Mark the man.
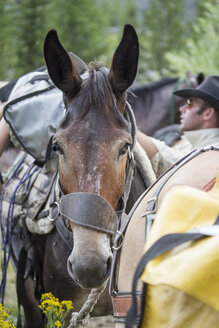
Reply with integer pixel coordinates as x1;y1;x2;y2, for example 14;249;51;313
137;75;219;177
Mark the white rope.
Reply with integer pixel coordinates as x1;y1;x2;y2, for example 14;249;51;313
133;141;156;186
67;278;109;328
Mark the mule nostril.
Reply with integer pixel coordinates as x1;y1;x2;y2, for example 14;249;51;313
67;259;78;282
106;255;113;278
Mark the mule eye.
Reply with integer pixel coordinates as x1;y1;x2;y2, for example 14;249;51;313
52;143;63;155
119;143;130;157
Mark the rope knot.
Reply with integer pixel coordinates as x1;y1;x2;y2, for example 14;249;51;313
68;312;90;327
67;279;109;328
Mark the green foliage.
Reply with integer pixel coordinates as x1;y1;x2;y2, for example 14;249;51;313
0;0;114;80
0;0;48;80
0;0;14;80
95;0;139;67
2;0;217;84
137;0;189;82
0;0;141;81
165;0;219;78
45;0;110;64
10;0;47;77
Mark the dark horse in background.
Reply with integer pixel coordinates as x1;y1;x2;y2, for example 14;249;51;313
128;72;204;140
0;25;150;327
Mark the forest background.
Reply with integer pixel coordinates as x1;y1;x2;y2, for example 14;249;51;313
0;0;219;84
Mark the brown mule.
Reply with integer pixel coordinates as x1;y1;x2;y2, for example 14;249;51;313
1;24;150;327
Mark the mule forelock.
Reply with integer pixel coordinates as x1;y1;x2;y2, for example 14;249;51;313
74;63;125;118
60;63;129;131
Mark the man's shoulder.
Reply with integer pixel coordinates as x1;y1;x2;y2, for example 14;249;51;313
172;134;192;154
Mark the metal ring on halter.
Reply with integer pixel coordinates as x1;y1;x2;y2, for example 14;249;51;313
48;201;60;222
112;231;124;251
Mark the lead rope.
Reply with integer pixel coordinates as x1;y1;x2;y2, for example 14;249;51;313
67;278;109;327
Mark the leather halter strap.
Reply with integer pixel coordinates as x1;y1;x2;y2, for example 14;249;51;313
59;192;118;236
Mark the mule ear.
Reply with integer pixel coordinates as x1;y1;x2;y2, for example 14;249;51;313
197;72;205;85
109;24;139;95
69;52;87;75
44;30;82;100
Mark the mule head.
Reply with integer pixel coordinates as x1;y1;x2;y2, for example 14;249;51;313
44;25;139;288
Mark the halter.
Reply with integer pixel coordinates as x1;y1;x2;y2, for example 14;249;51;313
60;192;118;236
49;102;137;244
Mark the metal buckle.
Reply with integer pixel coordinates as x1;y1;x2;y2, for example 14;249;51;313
112;231;124;251
141;196;157;217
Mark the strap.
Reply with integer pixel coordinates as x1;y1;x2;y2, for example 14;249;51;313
48;172;74;249
112;292;141;320
28;73;51;84
59;192;118;236
54;218;74;250
125;215;219;328
16;247;27;328
110;213;130;295
121;102;137;212
143;146;219;238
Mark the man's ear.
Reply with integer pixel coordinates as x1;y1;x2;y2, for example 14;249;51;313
203;107;215;120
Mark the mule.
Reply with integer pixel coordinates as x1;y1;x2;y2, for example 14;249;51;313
128;73;204;137
0;24;152;328
110;145;219;327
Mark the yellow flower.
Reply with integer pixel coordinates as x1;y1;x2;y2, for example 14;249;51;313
0;304;16;328
55;320;62;327
39;293;74;328
61;300;73;312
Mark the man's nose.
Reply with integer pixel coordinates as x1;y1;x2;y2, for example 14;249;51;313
179;104;187;113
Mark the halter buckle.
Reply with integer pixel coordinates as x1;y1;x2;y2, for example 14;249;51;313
112;230;124;251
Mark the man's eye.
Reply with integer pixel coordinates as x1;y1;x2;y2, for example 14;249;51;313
187;99;193;109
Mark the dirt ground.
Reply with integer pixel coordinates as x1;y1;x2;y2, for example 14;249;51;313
86;315;115;327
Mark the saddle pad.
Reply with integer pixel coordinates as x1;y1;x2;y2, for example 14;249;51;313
141;170;219;327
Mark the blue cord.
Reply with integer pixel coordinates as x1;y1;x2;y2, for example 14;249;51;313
0;156;38;304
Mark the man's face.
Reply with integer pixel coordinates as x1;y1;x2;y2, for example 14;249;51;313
179;97;208;131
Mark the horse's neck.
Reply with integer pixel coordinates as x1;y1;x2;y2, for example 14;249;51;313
131;80;177;136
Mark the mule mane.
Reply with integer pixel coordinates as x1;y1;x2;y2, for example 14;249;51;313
60;63;129;131
76;63;120;119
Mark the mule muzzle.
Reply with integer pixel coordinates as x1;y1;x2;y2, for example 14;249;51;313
59;192;118;288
